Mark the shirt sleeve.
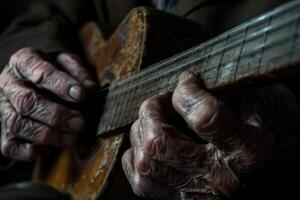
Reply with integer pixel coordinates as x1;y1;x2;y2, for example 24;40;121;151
0;0;88;72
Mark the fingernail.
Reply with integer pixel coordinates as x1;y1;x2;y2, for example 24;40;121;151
179;71;193;82
69;85;84;100
68;116;85;131
83;79;98;90
61;134;75;146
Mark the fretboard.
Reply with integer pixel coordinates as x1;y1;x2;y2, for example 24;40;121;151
97;0;300;136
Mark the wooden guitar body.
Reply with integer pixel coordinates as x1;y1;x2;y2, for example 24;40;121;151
33;7;211;200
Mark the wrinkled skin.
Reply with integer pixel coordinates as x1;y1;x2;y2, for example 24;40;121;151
0;47;97;161
122;71;298;199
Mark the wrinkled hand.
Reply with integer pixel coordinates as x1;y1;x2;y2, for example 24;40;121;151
122;71;297;199
0;47;98;161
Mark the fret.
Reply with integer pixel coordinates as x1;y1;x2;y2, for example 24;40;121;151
118;86;130;127
106;95;116;130
199;44;214;85
215;34;229;84
110;94;121;129
206;40;226;86
257;14;273;76
218;31;245;83
114;91;127;129
234;23;249;83
126;80;138;122
294;30;300;61
124;90;134;124
290;13;300;63
98;100;112;133
261;39;295;69
237;22;269;78
233;26;249;80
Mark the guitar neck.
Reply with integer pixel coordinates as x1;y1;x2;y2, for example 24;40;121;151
97;0;300;136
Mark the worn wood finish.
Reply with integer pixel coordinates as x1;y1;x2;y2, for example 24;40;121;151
33;7;211;200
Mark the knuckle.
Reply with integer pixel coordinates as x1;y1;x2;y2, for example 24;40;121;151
1;140;13;158
139;97;159;114
9;47;35;67
143;128;163;157
4;111;22;135
188;97;221;131
13;89;38;115
135;152;151;175
30;60;55;84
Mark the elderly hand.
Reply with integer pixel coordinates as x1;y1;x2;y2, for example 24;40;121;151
122;71;297;199
0;47;98;161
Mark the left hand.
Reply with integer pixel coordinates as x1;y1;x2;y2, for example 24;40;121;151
122;71;297;199
0;48;98;161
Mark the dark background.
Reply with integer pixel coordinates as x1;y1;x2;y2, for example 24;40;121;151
0;0;30;33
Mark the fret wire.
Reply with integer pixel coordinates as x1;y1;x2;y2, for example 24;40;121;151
126;87;135;121
112;2;300;89
126;87;134;121
215;34;229;84
118;87;130;127
289;13;300;63
108;13;300;98
258;14;272;74
113;88;127;128
110;94;119;129
109;93;118;127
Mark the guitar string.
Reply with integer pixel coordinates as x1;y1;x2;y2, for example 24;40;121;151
94;16;300;100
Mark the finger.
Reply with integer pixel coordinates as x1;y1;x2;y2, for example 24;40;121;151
134;150;191;188
138;94;208;173
57;53;98;90
0;79;85;132
130;120;191;186
0;100;74;146
139;93;193;142
122;149;172;199
172;71;242;151
1;132;38;161
9;47;84;102
130;120;143;157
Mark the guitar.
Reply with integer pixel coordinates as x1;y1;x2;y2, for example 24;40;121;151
33;1;300;199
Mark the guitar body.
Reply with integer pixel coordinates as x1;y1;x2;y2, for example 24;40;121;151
33;7;212;200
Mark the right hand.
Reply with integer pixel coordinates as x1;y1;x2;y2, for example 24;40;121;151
0;47;98;161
